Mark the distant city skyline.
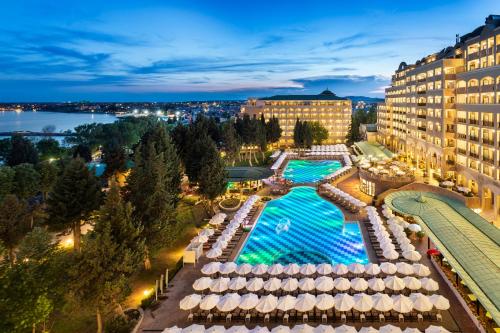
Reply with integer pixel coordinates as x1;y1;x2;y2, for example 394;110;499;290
0;0;498;101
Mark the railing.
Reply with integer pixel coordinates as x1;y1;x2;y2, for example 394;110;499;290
417;126;426;131
417;90;426;94
469;152;479;159
417;114;426;119
457;118;467;124
457;133;467;139
417;102;426;106
457;148;467;155
482;120;494;127
469;119;479;125
483;157;495;165
482;138;494;145
469;136;479;142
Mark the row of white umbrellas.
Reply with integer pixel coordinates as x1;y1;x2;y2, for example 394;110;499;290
310;144;349;152
206;196;260;259
271;153;289;171
180;292;450;313
193;276;439;293
201;262;431;278
324;166;352;181
343;154;352;167
321;184;367;208
165;324;451;333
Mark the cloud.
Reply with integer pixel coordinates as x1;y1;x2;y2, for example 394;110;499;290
252;35;285;49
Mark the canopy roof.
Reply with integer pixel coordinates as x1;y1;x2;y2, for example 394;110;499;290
226;167;274;182
385;191;500;324
354;141;394;159
259;89;347;101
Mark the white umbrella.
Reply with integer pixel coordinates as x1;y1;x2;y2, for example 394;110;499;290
332;263;349;275
210;278;230;293
227;326;249;333
403;250;422;262
213;240;228;249
380;262;397;274
313;325;335;333
295;293;316;312
365;263;381;276
402;329;422;333
383;249;399;260
348;263;365;275
334;293;354;311
250;327;270;333
372;293;393;312
200;294;220;310
284;263;301;275
299;277;315;291
256;294;278;313
334;324;357;333
316;263;333;275
281;278;299;292
429;294;450;311
239;293;259;310
396;262;414;276
368;278;386;292
359;327;379;333
264;277;282;292
236;263;253;275
277;295;296;311
200;228;215;237
384;276;405;291
252;264;269;275
353;293;373;312
201;262;221;275
229;277;247;291
192;235;209;244
180;294;202;310
379;324;402;333
315;276;334;292
220;262;237;275
291;324;314;333
207;248;222;259
403;276;422;291
300;263;317;276
412;264;431;277
315;294;335;311
246;277;264;292
424;326;450;333
334;277;351;291
411;293;433;312
271;327;290;333
392;295;413;313
193;277;212;291
163;326;182;333
351;278;369;292
217;293;241;312
420;278;439;292
206;326;226;333
408;224;421;232
182;324;205;333
268;264;284;276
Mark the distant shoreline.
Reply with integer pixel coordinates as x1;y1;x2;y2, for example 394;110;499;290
0;109;119;115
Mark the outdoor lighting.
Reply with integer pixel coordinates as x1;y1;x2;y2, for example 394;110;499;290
62;238;74;248
48;158;55;163
143;289;153;297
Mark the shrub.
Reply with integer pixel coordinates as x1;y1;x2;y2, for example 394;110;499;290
262;196;272;202
105;315;135;333
220;198;240;209
416;231;425;239
140;295;156;309
403;228;412;237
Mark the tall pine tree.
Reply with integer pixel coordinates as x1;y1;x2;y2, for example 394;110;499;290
198;141;227;214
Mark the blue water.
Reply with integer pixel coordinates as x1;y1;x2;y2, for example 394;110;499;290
282;160;342;183
236;186;369;265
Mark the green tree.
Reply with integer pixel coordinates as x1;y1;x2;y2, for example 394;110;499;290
222;120;241;166
198;141;227;214
127;124;181;269
0;194;30;264
0;166;15;202
311;122;329;145
37;160;59;202
0;138;12;162
102;139;126;178
47;158;102;252
12;163;40;200
72;182;144;333
266;116;282;147
257;114;268;159
6;135;39;166
293;118;302;149
73;144;92;162
36;138;62;161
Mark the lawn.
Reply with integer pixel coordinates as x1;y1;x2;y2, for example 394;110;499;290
50;197;209;333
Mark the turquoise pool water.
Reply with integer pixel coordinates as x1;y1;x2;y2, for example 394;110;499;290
236;186;369;265
282;160;342;183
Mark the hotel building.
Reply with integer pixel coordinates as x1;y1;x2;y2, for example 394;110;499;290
377;15;500;224
241;90;351;145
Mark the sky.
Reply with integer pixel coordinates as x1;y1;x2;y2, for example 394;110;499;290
0;0;498;102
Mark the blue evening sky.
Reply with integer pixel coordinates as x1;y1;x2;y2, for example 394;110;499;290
0;0;498;101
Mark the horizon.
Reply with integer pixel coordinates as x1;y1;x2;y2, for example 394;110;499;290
0;0;498;102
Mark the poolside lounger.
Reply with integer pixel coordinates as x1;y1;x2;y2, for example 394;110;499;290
379;313;385;322
226;314;232;323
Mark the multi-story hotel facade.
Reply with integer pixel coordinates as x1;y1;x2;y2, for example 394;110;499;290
378;15;500;224
241;90;351;145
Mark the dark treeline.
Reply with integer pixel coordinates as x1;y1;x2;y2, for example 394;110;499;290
293;119;329;149
346;106;377;143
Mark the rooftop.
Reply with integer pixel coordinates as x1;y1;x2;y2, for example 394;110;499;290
384;191;500;324
259;89;348;101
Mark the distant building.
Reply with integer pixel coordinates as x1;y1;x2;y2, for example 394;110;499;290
359;123;377;142
377;14;500;224
241;89;352;145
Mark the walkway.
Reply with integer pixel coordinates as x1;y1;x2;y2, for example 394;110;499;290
384;191;500;325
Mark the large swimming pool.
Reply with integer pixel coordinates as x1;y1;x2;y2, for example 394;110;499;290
282;160;342;183
236;186;369;265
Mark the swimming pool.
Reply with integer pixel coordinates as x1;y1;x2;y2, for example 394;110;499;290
236;186;369;265
282;160;342;183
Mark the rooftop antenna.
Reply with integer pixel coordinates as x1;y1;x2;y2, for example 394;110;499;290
456;34;460;44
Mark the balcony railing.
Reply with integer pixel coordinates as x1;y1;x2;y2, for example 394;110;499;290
470;152;480;159
458;148;467;155
417;90;426;94
470;136;479;142
482;120;494;127
417;126;426;131
483;157;495;164
457;133;467;139
417;114;426;119
457;118;467;124
469;119;479;125
417;102;426;106
483;138;495;145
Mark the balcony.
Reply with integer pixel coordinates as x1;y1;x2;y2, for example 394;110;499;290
482;138;495;146
444;103;456;109
417;90;426;94
481;84;495;93
417;102;426;106
458;148;467;155
417;126;426;131
468;86;479;93
482;120;494;127
470;136;479;142
469;152;480;159
417;77;426;82
417;114;426;119
456;87;466;94
444;73;456;80
483;157;495;165
457;133;467;139
469;119;479;125
457;118;467;124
